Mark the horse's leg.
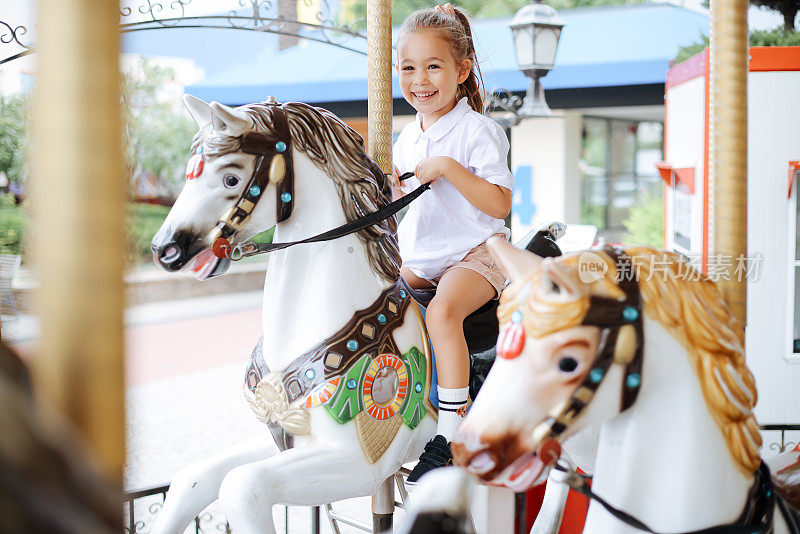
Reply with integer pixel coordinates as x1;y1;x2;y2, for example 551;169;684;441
153;433;277;534
530;462;572;534
529;427;598;534
219;445;384;534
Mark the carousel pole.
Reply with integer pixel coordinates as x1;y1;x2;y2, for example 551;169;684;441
709;0;749;324
367;0;395;530
367;0;393;174
30;0;126;485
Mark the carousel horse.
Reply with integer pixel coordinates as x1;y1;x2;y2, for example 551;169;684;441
149;95;563;534
452;240;800;533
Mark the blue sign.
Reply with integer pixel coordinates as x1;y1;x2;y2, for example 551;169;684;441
512;165;536;225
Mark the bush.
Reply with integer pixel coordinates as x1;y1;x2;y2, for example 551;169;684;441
126;202;171;263
622;191;663;248
749;27;800;45
676;27;800;64
0;194;26;257
125;202;275;263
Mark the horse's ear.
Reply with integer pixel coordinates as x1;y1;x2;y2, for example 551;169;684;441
209;101;252;136
183;94;212;128
488;236;542;284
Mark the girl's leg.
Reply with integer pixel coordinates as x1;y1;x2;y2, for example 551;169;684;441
406;267;495;483
400;266;435;289
425;267;496;388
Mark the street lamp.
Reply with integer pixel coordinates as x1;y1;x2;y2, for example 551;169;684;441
509;0;564;117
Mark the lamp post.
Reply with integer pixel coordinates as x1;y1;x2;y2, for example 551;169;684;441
509;0;564;117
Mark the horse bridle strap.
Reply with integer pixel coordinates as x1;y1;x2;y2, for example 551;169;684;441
552;461;778;534
209;102;294;258
531;246;645;458
227;175;430;259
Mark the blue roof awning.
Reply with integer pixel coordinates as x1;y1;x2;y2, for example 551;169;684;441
186;3;710;105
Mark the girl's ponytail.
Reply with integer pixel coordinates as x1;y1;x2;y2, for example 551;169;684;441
452;8;485;114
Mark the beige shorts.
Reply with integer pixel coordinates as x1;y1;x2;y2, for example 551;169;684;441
431;234;508;299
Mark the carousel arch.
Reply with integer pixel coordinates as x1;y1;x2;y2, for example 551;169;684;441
1;1;371;66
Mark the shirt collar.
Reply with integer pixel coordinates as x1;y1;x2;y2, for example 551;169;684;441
412;97;471;142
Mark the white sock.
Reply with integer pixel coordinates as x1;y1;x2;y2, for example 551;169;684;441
436;386;470;442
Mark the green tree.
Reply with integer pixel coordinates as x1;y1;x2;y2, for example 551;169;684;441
123;59;196;196
622;191;663;248
0;92;29;186
676;26;800;63
340;0;645;27
751;0;799;33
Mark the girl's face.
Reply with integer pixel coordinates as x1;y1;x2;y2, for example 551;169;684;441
397;29;471;129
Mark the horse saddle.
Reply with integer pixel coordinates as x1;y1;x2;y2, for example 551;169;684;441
399;228;563;400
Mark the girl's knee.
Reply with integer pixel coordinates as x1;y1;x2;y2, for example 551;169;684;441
426;297;463;330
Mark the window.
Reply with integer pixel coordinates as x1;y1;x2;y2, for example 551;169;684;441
579;118;663;238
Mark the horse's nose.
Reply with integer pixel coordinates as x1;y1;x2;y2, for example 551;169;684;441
151;240;185;271
451;431;501;480
151;227;195;272
154;242;183;268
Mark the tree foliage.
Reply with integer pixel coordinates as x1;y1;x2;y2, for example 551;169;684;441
0;93;29;186
122;59;196;196
676;26;800;63
623;191;663;249
751;0;799;33
340;0;646;26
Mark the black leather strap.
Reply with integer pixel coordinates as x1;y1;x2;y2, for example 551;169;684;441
233;177;429;258
552;461;778;534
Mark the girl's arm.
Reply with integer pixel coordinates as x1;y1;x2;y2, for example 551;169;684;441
415;156;512;219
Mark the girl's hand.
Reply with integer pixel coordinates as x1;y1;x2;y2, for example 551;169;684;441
391;165;401;189
391;164;406;200
415;156;453;185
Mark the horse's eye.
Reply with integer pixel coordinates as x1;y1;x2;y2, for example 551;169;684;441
558;356;578;373
223;175;240;188
550;281;560;294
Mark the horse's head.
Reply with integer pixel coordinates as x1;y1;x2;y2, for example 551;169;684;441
151;96;400;282
151;96;286;279
452;239;761;490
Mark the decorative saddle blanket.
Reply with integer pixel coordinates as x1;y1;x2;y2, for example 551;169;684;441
243;281;432;462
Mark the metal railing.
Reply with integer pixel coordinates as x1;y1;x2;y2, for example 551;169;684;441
123;484;323;534
760;424;800;455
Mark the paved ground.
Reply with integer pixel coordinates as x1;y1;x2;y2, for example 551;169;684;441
5;292;407;534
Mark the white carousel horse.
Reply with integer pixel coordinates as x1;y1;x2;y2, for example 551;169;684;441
452;240;800;533
150;96;438;534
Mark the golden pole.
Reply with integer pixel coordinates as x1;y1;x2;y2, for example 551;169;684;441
709;0;748;324
367;0;393;173
366;0;395;525
31;0;125;481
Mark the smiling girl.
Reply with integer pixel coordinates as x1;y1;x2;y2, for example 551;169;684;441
392;4;514;483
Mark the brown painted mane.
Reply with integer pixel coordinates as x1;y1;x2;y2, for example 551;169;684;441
197;101;401;282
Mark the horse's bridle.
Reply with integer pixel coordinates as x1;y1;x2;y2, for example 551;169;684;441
528;246;645;463
209;100;295;259
205;99;430;260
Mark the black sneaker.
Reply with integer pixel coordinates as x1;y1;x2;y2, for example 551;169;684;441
406;435;453;484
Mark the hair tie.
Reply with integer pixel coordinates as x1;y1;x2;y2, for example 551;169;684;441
435;3;457;18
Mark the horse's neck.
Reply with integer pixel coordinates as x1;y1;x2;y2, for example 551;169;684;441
261;155;392;371
585;317;753;533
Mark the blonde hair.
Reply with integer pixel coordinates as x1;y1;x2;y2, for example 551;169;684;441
398;6;485;114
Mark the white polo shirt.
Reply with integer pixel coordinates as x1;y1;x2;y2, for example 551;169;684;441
393;97;513;280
